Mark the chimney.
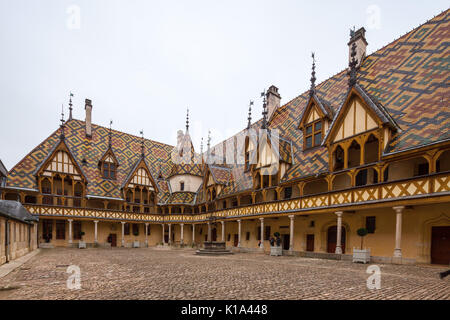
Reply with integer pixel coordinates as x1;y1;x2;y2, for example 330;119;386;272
266;85;281;121
348;27;367;68
85;99;92;138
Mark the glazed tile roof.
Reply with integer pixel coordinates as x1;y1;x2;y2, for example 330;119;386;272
167;191;197;205
5;10;450;204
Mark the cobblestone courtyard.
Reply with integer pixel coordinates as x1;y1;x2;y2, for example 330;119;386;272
0;248;448;300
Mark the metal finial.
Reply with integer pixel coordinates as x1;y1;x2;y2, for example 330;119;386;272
310;52;316;96
186;108;189;132
68;92;73;121
108;120;113;147
60;104;65;140
200;137;204;154
247;100;253;129
140;129;145;157
348;40;358;87
261;89;268;130
207;130;211;151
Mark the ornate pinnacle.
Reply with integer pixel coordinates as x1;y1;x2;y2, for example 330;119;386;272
247;100;253;129
186;108;189;132
310;52;316;96
68;92;73;121
108;120;113;148
140;129;145;157
261;90;268;130
348;41;358;87
60;104;65;140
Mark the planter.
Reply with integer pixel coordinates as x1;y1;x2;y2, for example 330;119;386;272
78;241;86;249
353;248;371;263
133;241;140;248
270;246;282;256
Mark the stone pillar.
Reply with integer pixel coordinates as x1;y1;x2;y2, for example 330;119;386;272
145;223;149;247
221;221;225;242
94;220;98;244
259;218;264;249
180;223;184;245
168;224;172;245
335;211;343;254
289;215;295;251
237;219;241;248
68;219;73;245
161;223;165;245
393;206;405;258
192;224;195;244
207;221;212;242
121;222;125;247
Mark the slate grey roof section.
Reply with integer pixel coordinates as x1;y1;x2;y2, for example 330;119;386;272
0;200;39;223
0;159;7;177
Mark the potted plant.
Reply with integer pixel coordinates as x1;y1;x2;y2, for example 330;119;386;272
353;228;370;263
78;231;86;249
270;232;282;256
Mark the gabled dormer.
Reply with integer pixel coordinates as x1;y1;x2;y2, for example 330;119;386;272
298;93;333;150
203;165;231;202
98;148;119;180
323;83;399;171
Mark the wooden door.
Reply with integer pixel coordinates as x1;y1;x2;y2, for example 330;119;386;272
282;234;290;250
233;234;238;247
327;226;346;254
306;234;315;252
212;228;217;242
431;226;450;265
109;234;117;247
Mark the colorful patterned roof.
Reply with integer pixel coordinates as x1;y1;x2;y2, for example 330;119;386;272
167;192;197;205
208;165;232;185
5;10;449;204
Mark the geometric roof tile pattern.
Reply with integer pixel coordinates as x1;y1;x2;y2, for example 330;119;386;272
6;10;450;204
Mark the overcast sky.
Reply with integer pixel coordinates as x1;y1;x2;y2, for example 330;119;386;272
0;0;448;170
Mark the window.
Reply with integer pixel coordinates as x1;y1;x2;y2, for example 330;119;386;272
223;201;227;209
245;151;250;172
147;225;151;236
284;187;292;199
56;220;65;240
264;226;271;240
180;181;185;191
227;234;231;241
124;223;130;235
356;169;368;186
246;232;250;241
232;200;238;207
366;216;376;233
304;120;323;149
102;161;116;180
416;163;429;176
309;220;315;228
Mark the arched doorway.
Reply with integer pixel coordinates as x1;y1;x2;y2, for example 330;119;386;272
327;226;346;253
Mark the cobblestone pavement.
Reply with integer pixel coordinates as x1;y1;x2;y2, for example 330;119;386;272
0;248;448;300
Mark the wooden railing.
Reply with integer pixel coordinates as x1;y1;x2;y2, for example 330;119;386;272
24;172;450;223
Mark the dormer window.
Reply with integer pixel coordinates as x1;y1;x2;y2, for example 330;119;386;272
305;119;323;149
103;161;116;180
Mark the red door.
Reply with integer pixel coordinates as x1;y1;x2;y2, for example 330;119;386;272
327;226;346;254
431;226;450;265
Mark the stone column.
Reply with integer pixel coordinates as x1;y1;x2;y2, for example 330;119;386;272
289;215;295;251
68;219;73;245
93;220;99;244
192;224;195;244
180;223;184;245
207;221;212;242
237;219;241;248
259;218;264;249
221;221;225;242
121;222;125;247
335;211;343;254
168;224;172;245
393;206;405;258
161;223;165;245
145;223;149;247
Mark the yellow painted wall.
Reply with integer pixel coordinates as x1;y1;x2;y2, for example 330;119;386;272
0;216;37;266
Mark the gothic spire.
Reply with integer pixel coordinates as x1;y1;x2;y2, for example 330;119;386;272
261;90;268;130
247;100;253;129
207;130;211;151
348;40;358;87
310;52;316;97
60;104;65;140
186;108;189;132
68;92;73;121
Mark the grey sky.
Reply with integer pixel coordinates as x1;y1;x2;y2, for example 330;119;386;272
0;0;448;170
